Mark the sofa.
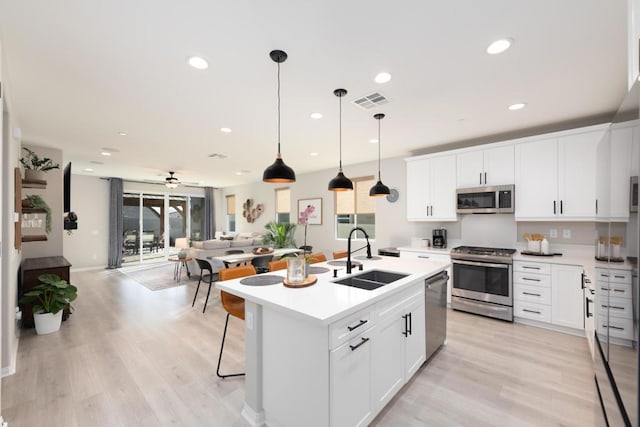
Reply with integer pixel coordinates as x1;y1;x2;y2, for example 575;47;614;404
181;232;266;274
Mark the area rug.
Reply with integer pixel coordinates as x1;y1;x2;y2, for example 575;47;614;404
120;262;195;291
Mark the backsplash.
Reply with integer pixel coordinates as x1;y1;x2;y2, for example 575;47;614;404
516;221;598;246
461;214;517;248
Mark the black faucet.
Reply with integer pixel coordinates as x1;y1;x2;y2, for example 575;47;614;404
346;227;372;274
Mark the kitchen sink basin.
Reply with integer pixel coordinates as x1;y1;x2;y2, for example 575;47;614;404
333;270;409;291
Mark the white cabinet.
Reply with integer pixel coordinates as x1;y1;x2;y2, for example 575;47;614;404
400;250;452;304
456;145;514;188
371;283;425;411
595;267;634;341
406;155;457;221
330;329;373;427
515;128;605;220
551;265;584;330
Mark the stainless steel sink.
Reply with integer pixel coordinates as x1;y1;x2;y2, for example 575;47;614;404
333;270;409;290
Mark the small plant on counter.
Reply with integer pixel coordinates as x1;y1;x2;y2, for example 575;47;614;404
24;194;52;233
20;147;60;172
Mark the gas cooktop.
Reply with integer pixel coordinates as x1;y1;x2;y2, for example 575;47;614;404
450;246;516;263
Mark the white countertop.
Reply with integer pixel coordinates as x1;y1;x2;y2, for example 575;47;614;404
215;255;449;325
397;246;451;255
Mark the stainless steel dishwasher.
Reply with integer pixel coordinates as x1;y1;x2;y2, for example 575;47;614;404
425;270;448;360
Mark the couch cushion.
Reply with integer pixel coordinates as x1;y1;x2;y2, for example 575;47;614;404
192;241;204;249
253;238;265;246
230;240;253;248
203;240;231;250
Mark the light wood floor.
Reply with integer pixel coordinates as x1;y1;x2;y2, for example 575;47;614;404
2;267;604;426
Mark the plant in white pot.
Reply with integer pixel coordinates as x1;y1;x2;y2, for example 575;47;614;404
20;147;59;181
19;274;78;335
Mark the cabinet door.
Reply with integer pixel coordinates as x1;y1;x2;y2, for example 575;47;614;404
456;150;484;188
331;330;373;427
406;159;431;220
370;314;405;412
551;265;584;330
515;138;558;219
404;297;426;379
609;126;633;220
595;132;611;220
632;123;640;176
429;155;457;221
558;131;600;219
483;145;514;186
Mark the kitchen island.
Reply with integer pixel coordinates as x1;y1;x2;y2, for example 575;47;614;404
216;255;449;427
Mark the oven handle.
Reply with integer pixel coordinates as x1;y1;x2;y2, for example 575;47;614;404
452;259;509;269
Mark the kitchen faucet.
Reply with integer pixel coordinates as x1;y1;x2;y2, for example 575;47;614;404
346;227;372;274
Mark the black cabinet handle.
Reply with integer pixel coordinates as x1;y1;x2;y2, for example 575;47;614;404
553;200;556;214
523;292;541;296
522;277;541;282
402;314;409;337
586;297;593;318
349;337;370;351
603;305;625;310
408;312;412;336
479;173;482;185
596;199;598;214
523;308;541;314
613;289;625;293
523;266;540;270
560;200;563;214
603;325;625;331
614;275;626;279
347;319;367;332
484;172;487;184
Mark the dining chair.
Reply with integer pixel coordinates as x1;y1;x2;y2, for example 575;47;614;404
308;252;327;263
251;255;273;274
268;259;287;272
299;245;313;254
193;259;218;313
216;265;256;379
332;250;348;260
224;249;245;268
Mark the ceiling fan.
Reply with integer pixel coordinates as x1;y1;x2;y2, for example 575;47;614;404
165;171;180;188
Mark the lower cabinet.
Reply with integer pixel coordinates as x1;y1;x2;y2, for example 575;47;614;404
550;264;584;329
399;250;452;304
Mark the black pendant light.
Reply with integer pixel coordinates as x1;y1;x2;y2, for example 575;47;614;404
263;50;296;183
369;113;391;197
328;88;353;191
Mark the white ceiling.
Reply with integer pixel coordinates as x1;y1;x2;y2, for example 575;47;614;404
0;0;629;188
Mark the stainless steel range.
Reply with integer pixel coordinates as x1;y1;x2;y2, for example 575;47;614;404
450;245;516;321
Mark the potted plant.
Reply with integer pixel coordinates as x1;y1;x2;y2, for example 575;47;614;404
20;147;60;181
23;194;52;233
19;274;78;335
262;222;297;249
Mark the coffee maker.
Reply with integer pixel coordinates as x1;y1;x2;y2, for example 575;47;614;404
432;228;447;248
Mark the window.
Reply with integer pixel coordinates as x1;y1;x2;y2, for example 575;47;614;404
275;187;290;223
226;194;236;232
335;176;376;239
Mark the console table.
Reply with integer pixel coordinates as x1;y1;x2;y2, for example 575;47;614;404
22;256;72;327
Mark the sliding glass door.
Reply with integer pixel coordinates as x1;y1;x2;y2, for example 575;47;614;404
141;194;164;262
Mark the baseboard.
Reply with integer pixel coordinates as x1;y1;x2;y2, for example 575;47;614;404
241;403;265;427
1;340;19;378
514;316;586;337
70;265;107;273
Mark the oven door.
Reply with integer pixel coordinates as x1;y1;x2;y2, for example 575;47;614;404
452;259;512;306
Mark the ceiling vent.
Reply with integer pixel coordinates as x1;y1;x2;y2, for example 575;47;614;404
352;92;390;110
208;153;228;159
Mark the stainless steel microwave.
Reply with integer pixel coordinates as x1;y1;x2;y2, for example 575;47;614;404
456;185;515;214
631;176;638;213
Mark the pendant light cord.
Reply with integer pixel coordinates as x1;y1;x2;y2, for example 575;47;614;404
377;118;382;180
277;61;281;157
339;94;343;171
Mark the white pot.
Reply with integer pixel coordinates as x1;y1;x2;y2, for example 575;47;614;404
25;169;45;181
33;311;63;335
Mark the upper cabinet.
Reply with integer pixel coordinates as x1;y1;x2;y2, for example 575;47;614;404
406;155;457;221
515;127;605;221
456;145;514;188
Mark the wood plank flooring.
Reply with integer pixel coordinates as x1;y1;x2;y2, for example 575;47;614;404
2;267;603;426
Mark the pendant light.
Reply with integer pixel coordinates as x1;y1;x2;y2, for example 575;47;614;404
263;50;296;183
369;113;391;197
328;88;353;191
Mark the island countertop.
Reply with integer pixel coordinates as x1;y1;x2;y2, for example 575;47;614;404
215;255;449;325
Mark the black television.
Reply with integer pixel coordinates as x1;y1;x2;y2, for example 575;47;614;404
63;162;71;213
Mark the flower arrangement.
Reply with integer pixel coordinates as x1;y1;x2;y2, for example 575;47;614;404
298;204;315;253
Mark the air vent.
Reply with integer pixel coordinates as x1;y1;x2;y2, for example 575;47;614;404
352;92;390;110
208;153;228;159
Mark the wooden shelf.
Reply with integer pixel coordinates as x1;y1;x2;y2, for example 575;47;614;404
22;179;47;189
22;235;48;242
22;207;47;214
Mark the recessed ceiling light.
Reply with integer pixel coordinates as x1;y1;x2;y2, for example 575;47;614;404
220;127;232;133
235;169;251;175
508;103;526;111
310;113;323;119
90;160;104;165
374;72;392;84
83;168;94;172
100;151;112;156
486;38;513;55
310;152;319;156
188;56;209;70
118;132;127;136
369;139;379;144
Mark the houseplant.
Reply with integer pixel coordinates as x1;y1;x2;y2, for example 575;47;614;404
19;273;78;335
262;222;297;249
298;204;315;254
23;194;52;233
20;147;60;181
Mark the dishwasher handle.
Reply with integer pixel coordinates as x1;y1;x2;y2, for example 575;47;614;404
425;271;448;287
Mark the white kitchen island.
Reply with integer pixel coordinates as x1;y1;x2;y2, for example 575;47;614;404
216;255;449;427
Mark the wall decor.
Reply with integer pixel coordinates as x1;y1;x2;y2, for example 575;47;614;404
297;198;322;225
243;199;264;223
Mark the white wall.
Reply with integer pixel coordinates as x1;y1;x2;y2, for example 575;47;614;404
63;175;109;269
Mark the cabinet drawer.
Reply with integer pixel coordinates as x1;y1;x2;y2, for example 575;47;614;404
597;282;632;299
514;261;551;275
514;283;551;305
597;297;633;319
514;271;551;288
597;317;633;340
375;282;423;322
330;307;373;349
514;300;551;322
596;269;632;284
400;251;450;262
